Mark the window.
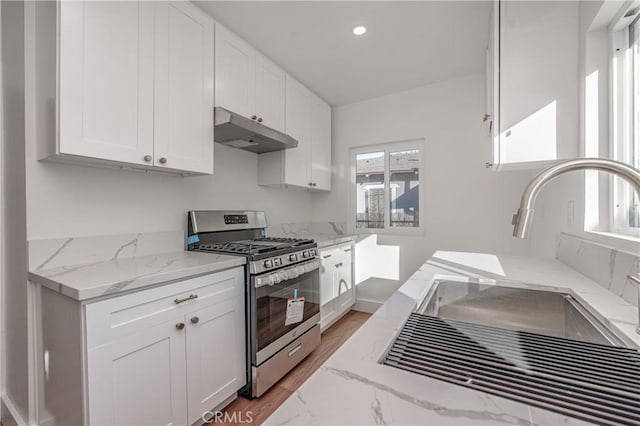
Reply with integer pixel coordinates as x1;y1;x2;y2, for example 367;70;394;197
351;140;424;233
612;12;640;235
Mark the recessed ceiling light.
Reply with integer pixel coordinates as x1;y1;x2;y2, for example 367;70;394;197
353;26;367;36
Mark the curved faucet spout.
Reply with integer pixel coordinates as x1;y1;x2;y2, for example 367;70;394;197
512;158;640;238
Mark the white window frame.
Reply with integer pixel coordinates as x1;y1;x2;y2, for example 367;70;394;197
611;4;640;238
348;139;426;236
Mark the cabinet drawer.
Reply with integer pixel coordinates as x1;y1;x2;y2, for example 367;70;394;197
85;267;244;349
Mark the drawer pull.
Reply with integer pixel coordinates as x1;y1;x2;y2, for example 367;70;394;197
343;248;352;253
190;316;200;324
174;294;198;304
288;343;303;357
322;254;332;259
176;322;185;330
335;262;343;268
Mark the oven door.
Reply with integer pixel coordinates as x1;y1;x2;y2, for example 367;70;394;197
251;259;320;365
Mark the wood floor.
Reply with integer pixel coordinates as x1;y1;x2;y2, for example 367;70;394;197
217;310;371;425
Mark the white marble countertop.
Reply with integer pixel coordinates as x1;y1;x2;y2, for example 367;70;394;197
28;251;246;301
304;234;357;249
266;251;640;425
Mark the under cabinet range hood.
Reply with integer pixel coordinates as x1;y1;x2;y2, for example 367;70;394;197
213;107;298;154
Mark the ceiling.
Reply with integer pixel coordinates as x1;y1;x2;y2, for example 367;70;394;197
195;1;493;106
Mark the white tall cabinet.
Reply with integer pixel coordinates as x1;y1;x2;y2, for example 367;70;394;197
486;0;579;170
34;267;246;426
42;0;215;175
258;75;332;191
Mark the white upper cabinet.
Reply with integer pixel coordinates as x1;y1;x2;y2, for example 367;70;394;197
255;53;286;132
310;97;332;191
487;0;579;170
258;75;332;191
54;1;214;175
154;2;214;174
215;25;286;133
215;24;255;119
283;75;313;187
58;1;155;166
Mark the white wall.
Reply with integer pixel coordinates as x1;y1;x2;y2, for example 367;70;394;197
25;144;314;240
313;73;533;305
529;0;631;258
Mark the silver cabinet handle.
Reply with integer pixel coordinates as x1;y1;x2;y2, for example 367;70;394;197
143;155;152;162
174;294;198;304
190;316;200;324
257;117;263;123
335;262;343;268
288;343;303;357
343;248;352;253
159;157;167;164
176;322;185;330
323;254;332;259
338;279;348;295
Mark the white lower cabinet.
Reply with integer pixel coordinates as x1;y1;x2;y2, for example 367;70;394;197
185;297;245;424
319;243;355;331
87;316;189;426
36;266;246;426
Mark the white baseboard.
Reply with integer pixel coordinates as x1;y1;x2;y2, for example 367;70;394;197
353;298;383;314
1;393;29;426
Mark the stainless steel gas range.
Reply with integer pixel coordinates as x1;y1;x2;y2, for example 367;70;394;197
187;210;321;398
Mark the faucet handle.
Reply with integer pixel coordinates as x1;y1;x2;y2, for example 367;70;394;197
627;274;640;286
511;213;519;226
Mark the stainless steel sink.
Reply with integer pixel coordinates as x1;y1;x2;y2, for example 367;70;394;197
417;280;624;347
382;280;640;425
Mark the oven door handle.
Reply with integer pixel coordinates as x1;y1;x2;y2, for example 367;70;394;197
254;259;320;288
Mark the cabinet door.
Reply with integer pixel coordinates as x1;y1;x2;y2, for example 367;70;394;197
87;316;188;426
284;76;312;187
255;53;286;133
336;258;355;312
486;0;500;167
58;1;154;165
310;97;332;191
495;0;578;169
320;258;338;330
215;24;255;118
185;296;246;424
154;2;214;174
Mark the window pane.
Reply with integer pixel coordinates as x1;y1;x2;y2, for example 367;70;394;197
389;150;420;227
356;152;385;229
631;17;640;228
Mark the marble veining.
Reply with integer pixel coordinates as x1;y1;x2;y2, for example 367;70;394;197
557;233;640;306
322;366;532;425
28;230;185;271
269;221;354;248
265;251;632;425
28;239;245;301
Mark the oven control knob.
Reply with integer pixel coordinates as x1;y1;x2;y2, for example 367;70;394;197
289;254;298;262
274;258;282;266
302;251;310;258
264;259;274;268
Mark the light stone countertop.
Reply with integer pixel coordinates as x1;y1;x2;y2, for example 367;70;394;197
302;234;357;249
265;251;640;426
28;251;246;301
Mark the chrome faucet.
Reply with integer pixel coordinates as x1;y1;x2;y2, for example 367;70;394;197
512;158;640;238
511;158;640;334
